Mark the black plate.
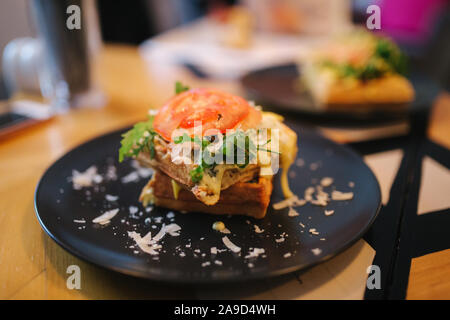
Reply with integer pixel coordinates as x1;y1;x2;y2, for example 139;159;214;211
241;63;440;124
35;123;381;283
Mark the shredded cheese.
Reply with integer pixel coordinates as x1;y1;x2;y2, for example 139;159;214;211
331;190;354;201
222;236;241;253
92;208;119;225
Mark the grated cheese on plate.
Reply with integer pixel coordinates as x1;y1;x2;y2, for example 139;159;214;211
245;248;265;259
222;236;241;253
92;208;119;225
273;196;306;210
331;190;354;201
253;225;264;233
72;166;103;190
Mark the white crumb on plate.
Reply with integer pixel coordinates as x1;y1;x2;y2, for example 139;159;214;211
105;165;117;181
244;248;265;259
310;186;329;206
150;223;181;243
312;248;322;256
325;209;335;216
283;253;292;258
295;158;305;167
154;217;163;223
222;236;241;253
210;247;217;255
253;225;264;233
331;190;354;201
92;208;119;225
304;187;315;202
320;177;334;187
166;211;175;219
348;181;355;188
214;260;223;266
105;194;118;202
128;224;180;256
164;223;181;236
275;237;285;243
288;206;299;217
127;230;159;255
273;196;306;210
201;261;211;267
121;171;140;184
129;206;139;214
72;166;103;189
73;219;86;224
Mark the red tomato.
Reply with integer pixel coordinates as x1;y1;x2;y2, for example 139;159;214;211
154;88;261;140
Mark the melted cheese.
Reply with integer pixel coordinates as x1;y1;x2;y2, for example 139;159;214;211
139;177;155;206
171;179;181;199
192;166;227;205
191;111;298;205
258;112;298;198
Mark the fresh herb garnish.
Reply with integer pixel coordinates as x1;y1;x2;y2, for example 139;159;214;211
189;166;204;183
119;116;157;162
174;130;279;183
319;35;408;80
374;38;408;75
175;81;190;94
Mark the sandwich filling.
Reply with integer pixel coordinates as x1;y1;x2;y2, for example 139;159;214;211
299;30;414;106
119;83;297;206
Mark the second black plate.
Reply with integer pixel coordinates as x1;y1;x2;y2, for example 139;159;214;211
241;63;440;124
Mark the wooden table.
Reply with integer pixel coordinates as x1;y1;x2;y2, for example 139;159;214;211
0;44;449;299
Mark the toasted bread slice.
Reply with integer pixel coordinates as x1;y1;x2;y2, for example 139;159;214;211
301;63;415;109
140;170;273;219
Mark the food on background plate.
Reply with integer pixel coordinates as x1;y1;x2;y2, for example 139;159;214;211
119;83;298;219
298;30;415;109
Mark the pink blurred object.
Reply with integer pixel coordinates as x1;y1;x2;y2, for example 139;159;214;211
378;0;447;44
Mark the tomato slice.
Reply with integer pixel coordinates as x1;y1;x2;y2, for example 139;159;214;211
154;88;261;141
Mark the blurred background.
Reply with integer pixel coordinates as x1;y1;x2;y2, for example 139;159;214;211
0;0;448;139
0;0;448;99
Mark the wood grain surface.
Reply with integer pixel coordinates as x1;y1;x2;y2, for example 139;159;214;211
407;249;450;300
